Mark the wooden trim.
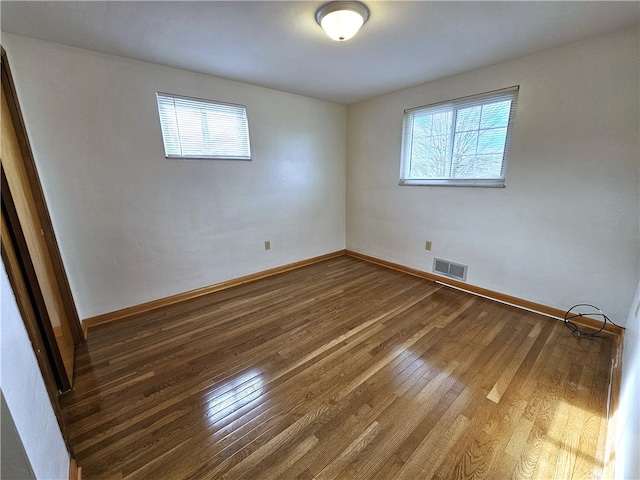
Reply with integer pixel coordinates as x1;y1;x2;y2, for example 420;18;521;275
82;250;346;335
1;169;71;392
84;248;623;338
1;48;78;455
1;48;84;344
345;250;623;337
69;457;82;480
1;205;76;457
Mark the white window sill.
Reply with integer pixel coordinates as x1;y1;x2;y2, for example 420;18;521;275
399;179;505;188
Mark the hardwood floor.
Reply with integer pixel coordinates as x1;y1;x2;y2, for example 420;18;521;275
61;256;614;479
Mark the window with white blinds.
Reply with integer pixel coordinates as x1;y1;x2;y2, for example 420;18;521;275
400;87;518;186
156;92;251;160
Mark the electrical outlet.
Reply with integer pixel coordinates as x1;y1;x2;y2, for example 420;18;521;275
425;240;432;251
264;241;270;250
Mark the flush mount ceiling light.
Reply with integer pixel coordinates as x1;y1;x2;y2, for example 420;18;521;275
315;1;370;42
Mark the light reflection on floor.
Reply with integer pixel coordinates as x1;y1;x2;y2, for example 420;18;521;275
202;370;266;425
538;401;606;477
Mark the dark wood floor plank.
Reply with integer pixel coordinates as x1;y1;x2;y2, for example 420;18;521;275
62;256;614;479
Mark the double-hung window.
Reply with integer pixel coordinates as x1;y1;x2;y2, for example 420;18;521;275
156;92;251;160
400;87;518;187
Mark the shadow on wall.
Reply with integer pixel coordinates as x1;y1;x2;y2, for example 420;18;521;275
1;391;36;480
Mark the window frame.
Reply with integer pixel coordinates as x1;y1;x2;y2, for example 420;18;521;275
399;86;519;187
156;92;252;161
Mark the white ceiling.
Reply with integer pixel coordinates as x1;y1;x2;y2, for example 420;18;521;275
2;1;639;104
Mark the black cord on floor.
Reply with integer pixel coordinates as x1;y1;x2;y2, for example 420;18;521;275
563;303;624;339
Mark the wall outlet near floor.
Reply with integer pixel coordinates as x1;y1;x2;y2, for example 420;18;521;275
425;240;432;251
264;240;271;250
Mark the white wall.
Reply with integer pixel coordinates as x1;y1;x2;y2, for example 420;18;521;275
616;281;640;479
0;263;69;480
347;27;639;325
615;136;640;478
1;33;347;320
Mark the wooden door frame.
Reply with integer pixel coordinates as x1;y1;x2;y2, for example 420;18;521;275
1;47;83;344
1;195;75;456
1;46;83;452
0;165;71;392
2;167;72;391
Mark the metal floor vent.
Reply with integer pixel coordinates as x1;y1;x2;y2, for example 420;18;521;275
433;258;468;281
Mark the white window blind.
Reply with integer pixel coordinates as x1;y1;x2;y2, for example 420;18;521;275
400;87;518;186
156;92;251;160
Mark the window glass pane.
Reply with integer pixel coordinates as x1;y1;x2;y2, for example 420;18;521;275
452;130;478;157
431;111;452;137
408;111;452;179
451;154;476;178
480;101;511;129
477;128;507;154
399;87;517;186
476;154;505;177
455;105;481;132
409;135;450;178
409;156;429;178
413;113;432;137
